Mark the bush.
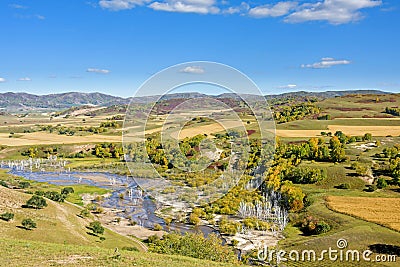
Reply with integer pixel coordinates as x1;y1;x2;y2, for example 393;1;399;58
0;181;8;188
21;218;37;230
315;221;331;234
377;178;388;189
122;246;139;252
301;216;331;235
18;181;30;189
0;212;14;221
61;187;74;195
148;232;237;263
25;195;47;209
189;213;201;225
337;183;350;189
88;221;104;235
79;209;91;218
153;223;163;231
147;235;160;243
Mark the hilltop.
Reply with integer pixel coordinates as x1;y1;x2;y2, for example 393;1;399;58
0;89;390;112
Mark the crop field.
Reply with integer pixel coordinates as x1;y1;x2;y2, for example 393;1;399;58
0;132;122;146
326;196;400;232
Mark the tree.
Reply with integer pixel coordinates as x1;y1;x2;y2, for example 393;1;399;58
363;133;372;141
377;178;388;189
61;187;74;195
25;195;47;209
21;218;37;230
329;136;346;162
0;212;14;221
88;221;104;235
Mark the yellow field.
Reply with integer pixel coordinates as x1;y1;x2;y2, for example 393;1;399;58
276;125;400;138
0;132;122;146
326;196;400;231
174;121;245;139
328;125;400;137
275;129;323;137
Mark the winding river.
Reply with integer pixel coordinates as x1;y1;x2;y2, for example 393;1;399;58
4;168;218;237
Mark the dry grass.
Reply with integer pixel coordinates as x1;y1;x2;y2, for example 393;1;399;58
327;125;400;137
326;196;400;231
0;132;122;146
275;129;323;137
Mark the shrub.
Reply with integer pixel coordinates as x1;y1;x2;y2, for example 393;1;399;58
0;212;14;221
122;246;139;252
189;213;201;226
337;183;350;189
301;216;331;235
18;181;30;189
79;209;91;218
0;181;8;188
61;187;74;195
43;191;66;202
376;178;388;189
21;218;37;230
25;195;47;209
88;221;104;235
153;223;163;231
147;235;160;243
148;232;237;263
315;221;331;234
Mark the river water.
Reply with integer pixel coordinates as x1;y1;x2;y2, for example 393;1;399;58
4;168;217;237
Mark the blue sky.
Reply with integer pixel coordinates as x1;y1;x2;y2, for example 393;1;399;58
0;0;399;97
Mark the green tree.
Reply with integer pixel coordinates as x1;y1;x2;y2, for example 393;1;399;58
0;212;14;221
88;221;104;235
21;218;37;230
363;133;372;141
61;187;74;195
25;195;47;209
329;136;346;162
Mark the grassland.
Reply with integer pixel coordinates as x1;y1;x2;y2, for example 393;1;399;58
0;185;142;250
0;237;241;267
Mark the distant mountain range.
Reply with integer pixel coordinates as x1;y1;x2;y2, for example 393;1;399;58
0;89;391;112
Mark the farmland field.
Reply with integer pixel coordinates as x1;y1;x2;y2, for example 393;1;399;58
326;196;400;232
0;132;122;146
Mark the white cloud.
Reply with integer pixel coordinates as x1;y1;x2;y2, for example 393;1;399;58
149;0;219;14
223;2;249;14
9;4;28;9
87;68;110;74
285;0;382;24
301;57;351;69
99;0;149;10
0;78;6;83
277;84;297;89
18;77;32;81
35;14;45;20
180;66;205;74
96;0;382;24
249;1;297;18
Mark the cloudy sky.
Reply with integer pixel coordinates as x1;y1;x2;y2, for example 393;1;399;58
0;0;399;96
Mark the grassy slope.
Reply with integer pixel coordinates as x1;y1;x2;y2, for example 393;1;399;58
0;185;139;250
0;237;240;267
